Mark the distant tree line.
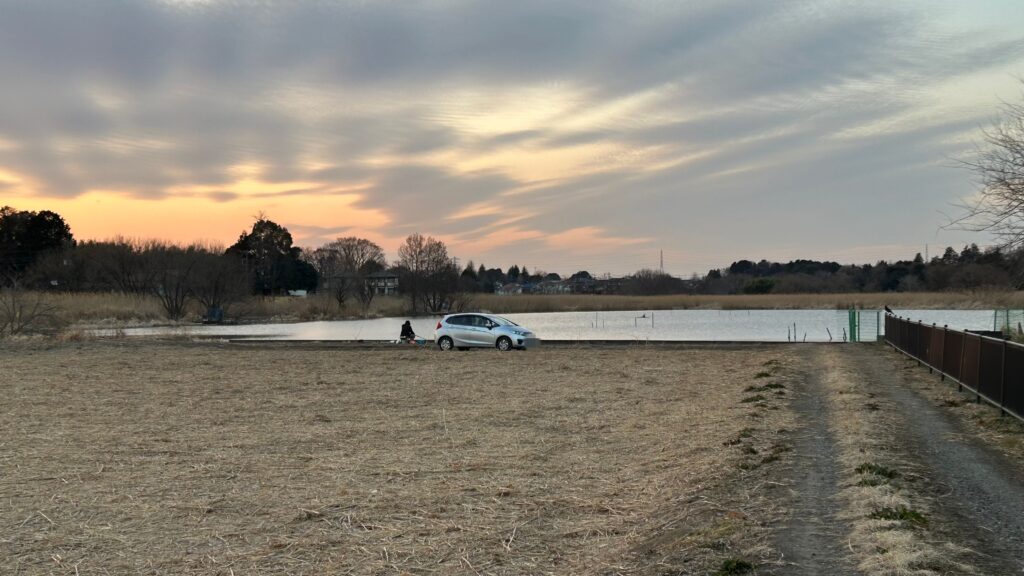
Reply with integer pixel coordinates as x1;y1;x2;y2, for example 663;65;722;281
0;208;471;319
701;245;1021;295
3;204;1023;321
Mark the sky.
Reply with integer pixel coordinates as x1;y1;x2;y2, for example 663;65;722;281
2;0;1024;276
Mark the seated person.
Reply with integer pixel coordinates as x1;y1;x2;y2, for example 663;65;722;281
400;320;416;343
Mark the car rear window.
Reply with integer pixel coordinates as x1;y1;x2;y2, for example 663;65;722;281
446;316;468;326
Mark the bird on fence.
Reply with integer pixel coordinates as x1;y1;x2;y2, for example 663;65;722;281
884;305;894;315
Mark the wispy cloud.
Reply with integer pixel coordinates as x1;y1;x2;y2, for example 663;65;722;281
1;0;1023;273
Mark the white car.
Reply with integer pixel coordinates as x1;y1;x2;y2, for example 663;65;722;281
434;313;540;351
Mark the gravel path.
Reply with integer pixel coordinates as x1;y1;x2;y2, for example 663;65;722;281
864;345;1024;574
772;345;1024;575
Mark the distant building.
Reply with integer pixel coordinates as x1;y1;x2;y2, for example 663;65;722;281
494;282;523;295
367;271;399;296
322;271;399;296
534;280;572;294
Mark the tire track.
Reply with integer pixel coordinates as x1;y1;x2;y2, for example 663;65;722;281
767;347;857;576
859;346;1024;573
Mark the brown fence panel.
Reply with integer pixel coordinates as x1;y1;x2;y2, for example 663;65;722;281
908;322;921;357
1004;346;1024;417
978;338;1003;401
962;335;981;390
929;328;945;369
917;323;930;359
919;324;931;359
885;315;1024;422
944;331;964;381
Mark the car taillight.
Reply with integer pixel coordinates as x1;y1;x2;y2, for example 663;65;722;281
436;321;442;330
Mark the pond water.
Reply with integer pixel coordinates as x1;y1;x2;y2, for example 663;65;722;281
103;309;1001;343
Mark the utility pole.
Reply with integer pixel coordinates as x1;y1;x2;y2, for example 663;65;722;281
660;250;664;273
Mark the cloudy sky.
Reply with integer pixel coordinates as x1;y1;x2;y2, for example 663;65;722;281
2;0;1024;275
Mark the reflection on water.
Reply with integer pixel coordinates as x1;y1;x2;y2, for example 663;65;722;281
101;309;999;342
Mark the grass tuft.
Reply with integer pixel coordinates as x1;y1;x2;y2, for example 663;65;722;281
740;394;765;403
745;382;785;393
855;462;899;479
754;371;772;379
715;558;754;575
868;506;927;526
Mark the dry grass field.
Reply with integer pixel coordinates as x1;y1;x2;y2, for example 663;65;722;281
18;290;1024;331
0;342;796;575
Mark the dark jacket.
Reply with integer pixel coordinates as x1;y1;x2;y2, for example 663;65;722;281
400;322;416;340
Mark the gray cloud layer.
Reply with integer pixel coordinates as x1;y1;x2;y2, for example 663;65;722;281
1;0;1023;272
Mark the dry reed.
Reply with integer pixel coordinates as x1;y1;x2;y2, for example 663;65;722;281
1;342;793;574
475;292;1024;314
27;290;1024;332
34;292;408;328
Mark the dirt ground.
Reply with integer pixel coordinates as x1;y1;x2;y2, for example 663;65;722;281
1;341;797;575
2;340;1023;575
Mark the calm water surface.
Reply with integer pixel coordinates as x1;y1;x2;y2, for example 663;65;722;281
108;309;999;342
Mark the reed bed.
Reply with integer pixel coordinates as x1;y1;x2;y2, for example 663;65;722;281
37;292;408;327
0;342;792;575
475;292;1024;314
27;290;1024;330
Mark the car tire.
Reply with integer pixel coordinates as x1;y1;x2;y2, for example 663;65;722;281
496;336;513;351
438;336;454;351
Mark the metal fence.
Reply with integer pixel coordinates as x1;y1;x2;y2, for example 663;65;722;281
884;314;1024;422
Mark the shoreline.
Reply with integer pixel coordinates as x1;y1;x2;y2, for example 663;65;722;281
11;290;1023;334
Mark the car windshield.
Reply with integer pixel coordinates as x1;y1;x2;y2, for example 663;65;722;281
490;316;519;327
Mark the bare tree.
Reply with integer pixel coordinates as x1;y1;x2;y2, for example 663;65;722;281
0;277;58;337
398;233;458;313
148;244;201;320
338;237;386;314
189;248;250;316
304;246;350;306
306;237;386;310
91;238;159;294
954;92;1024;250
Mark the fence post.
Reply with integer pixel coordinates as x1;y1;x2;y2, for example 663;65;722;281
928;323;935;374
940;325;947;381
975;335;983;404
916;320;922;366
1000;338;1007;417
958;329;966;392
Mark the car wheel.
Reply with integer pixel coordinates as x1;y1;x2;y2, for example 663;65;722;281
438;336;454;351
496;336;513;351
